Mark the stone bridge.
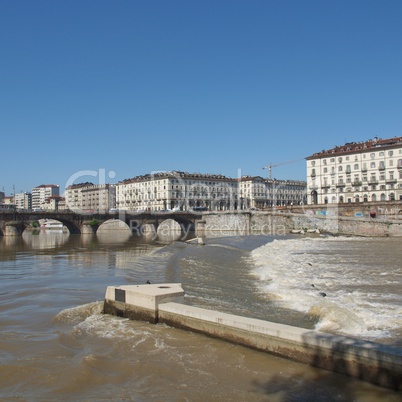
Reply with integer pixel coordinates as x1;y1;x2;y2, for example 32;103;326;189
0;211;202;236
3;208;402;238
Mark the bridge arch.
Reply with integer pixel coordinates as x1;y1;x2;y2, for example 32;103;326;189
97;219;131;233
38;218;81;234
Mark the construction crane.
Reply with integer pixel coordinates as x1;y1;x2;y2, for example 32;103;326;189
262;158;303;180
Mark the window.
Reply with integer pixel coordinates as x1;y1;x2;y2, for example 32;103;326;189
389;151;394;156
354;164;359;170
338;166;343;172
370;153;375;159
371;162;376;168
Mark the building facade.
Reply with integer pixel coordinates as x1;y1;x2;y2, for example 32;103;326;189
0;195;14;210
306;136;402;204
32;184;59;210
116;171;238;212
239;176;307;208
15;192;32;210
115;171;306;212
65;183;116;212
42;196;63;210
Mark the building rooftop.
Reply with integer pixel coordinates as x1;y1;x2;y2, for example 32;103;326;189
306;136;402;159
66;182;94;189
33;184;59;189
118;171;232;184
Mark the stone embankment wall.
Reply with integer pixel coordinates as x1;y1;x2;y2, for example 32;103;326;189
285;201;402;220
201;210;402;237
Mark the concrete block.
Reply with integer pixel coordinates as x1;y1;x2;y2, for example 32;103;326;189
103;283;184;323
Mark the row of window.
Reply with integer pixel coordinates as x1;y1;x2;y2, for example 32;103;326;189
311;160;402;175
322;193;400;203
311;150;402;166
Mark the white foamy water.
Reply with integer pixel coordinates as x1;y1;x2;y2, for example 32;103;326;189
251;236;402;339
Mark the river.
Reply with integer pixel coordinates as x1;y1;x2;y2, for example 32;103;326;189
0;229;401;401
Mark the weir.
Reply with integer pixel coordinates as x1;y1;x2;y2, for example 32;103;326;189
103;283;402;391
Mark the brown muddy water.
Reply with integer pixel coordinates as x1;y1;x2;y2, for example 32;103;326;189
0;230;401;401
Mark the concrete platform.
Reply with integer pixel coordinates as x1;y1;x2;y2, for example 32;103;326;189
103;283;185;323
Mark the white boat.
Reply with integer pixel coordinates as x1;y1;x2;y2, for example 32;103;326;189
41;221;63;228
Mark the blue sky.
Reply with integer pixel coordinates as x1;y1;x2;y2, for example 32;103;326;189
1;0;402;195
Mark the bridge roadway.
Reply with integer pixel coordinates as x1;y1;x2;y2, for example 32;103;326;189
0;210;202;235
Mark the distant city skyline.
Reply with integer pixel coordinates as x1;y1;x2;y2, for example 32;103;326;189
1;1;401;194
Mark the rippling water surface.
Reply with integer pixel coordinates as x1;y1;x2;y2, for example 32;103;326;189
0;230;401;401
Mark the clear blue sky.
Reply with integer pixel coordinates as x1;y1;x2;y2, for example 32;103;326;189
1;0;402;195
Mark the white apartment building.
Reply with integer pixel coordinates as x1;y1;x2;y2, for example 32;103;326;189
15;192;32;210
116;171;238;212
116;171;306;212
238;176;266;209
239;176;307;208
306;136;402;204
65;183;116;212
31;184;59;210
